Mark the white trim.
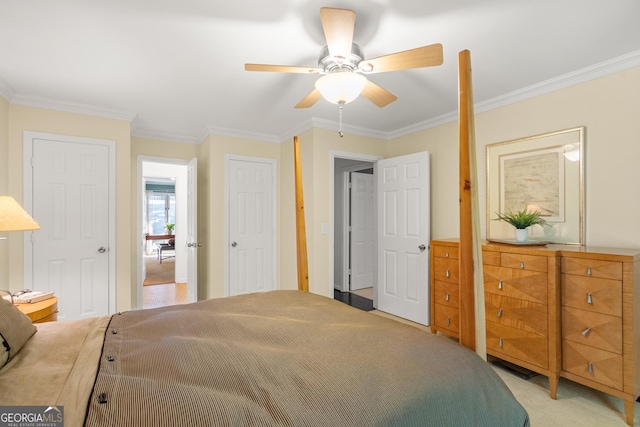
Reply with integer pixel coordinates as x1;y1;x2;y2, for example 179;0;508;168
224;154;278;297
329;151;382;301
132;128;200;145
23;131;117;315
11;94;137;122
0;75;15;102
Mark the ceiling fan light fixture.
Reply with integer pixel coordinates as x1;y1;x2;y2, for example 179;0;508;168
315;72;367;104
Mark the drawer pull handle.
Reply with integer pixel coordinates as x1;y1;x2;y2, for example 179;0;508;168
581;327;592;337
497;308;503;318
446;317;451;326
520;261;525;269
499;338;503;348
445;251;449;258
587;267;592;276
445;293;450;302
587;293;593;304
445;269;450;278
588;362;593;374
498;280;503;290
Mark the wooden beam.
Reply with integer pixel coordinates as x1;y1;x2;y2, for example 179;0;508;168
293;136;309;292
458;49;475;350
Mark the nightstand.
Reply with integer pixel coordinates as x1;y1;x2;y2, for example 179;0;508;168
16;297;58;323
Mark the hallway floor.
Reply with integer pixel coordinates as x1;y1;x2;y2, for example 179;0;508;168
333;287;374;311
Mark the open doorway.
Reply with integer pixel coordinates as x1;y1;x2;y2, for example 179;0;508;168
330;152;381;311
137;157;197;309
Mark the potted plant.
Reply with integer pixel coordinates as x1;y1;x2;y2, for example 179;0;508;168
165;223;175;235
493;208;546;242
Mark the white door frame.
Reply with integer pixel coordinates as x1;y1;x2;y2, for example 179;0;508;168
225;154;277;296
336;164;374;292
329;151;382;301
136;155;195;309
23;131;117;314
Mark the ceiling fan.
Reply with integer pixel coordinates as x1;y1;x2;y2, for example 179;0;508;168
245;7;444;109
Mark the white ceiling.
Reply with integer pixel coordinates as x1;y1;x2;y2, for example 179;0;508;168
1;0;639;143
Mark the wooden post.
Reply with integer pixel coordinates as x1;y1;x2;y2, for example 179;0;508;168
458;50;485;355
293;136;309;291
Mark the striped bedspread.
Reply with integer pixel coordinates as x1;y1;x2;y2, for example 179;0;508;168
85;290;529;426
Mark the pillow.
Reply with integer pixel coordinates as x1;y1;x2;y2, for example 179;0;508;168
0;298;37;367
168;239;175;246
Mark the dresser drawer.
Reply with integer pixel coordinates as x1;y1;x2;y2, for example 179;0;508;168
562;306;622;353
433;303;459;336
433;257;459;284
485;293;547;336
432;245;459;260
562;274;622;316
482;250;501;266
433;280;459;308
501;253;548;272
486;322;548;369
483;265;548;304
561;257;623;280
562;339;623;390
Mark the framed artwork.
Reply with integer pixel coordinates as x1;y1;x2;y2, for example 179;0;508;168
486;127;585;244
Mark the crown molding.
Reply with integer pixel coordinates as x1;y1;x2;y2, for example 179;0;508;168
389;49;640;140
131;127;199;145
197;124;281;144
3;49;638;143
0;75;15;102
10;93;137;122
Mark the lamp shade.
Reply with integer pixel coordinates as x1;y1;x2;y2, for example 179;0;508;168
315;72;367;105
0;196;40;231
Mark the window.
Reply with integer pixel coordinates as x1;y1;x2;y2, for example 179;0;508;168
147;192;175;235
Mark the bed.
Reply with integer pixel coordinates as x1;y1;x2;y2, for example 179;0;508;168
0;290;528;426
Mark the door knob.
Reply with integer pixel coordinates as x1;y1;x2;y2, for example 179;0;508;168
231;241;237;247
98;247;107;253
419;244;426;251
187;242;202;248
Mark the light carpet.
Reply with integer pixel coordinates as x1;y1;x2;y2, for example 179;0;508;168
143;256;175;286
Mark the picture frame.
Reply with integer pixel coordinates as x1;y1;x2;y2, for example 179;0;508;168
486;127;585;245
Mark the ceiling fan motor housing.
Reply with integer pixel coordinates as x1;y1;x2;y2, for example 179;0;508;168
318;43;365;73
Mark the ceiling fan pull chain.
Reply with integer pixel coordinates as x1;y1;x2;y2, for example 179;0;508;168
338;100;345;137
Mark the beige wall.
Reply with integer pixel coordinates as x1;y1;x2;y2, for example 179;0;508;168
130;136;199;306
295;128;388;296
391;65;640;249
0;96;8;289
200;134;282;299
5;105;133;311
0;63;637;309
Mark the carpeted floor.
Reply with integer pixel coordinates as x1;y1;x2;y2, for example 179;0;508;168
144;255;175;286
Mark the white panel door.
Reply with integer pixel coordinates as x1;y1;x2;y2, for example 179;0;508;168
186;157;198;303
228;158;275;296
350;172;375;291
377;151;430;325
31;138;110;320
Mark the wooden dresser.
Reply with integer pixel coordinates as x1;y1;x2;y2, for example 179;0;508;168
430;239;640;425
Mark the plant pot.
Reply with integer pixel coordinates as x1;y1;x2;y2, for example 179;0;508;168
514;228;528;242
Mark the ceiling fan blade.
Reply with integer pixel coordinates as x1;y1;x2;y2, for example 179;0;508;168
295;88;323;109
320;7;356;62
361;80;397;108
361;43;443;73
245;64;322;74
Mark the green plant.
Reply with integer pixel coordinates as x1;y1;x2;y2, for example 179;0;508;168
165;223;175;232
493;208;547;229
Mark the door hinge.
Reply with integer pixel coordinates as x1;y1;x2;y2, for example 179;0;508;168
348;269;351;275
